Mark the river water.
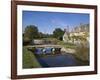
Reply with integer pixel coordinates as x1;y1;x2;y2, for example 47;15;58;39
34;48;81;67
37;54;79;67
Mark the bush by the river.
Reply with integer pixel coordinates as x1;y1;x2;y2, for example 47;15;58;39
75;42;89;62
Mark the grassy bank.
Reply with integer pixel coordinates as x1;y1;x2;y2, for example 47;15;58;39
75;43;89;61
75;56;89;66
57;41;76;49
23;47;41;68
74;43;89;65
57;41;89;65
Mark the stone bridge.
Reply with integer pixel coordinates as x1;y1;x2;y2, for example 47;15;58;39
27;45;62;48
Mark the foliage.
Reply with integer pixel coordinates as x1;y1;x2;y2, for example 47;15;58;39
41;33;53;38
71;35;87;41
27;47;36;52
74;23;89;32
24;25;39;40
38;32;44;38
75;43;89;61
23;35;31;45
53;28;64;40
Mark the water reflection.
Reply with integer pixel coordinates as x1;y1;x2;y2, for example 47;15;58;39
37;53;79;67
34;48;79;67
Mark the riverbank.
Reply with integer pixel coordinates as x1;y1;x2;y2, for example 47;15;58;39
23;47;41;68
61;47;75;54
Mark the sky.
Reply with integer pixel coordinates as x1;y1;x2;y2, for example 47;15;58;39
22;11;89;34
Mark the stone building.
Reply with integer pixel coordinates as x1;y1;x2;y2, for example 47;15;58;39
63;25;89;44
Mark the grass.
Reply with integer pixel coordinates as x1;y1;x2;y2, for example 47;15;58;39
57;41;76;49
58;40;89;65
23;47;41;68
74;43;89;62
75;56;89;66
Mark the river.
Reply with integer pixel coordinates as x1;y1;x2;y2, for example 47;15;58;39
37;53;80;67
33;47;88;67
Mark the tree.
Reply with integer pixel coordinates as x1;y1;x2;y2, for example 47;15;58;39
38;32;45;38
53;28;64;40
24;25;39;40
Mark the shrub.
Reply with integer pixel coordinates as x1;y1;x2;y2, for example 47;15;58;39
75;43;89;61
27;47;36;52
